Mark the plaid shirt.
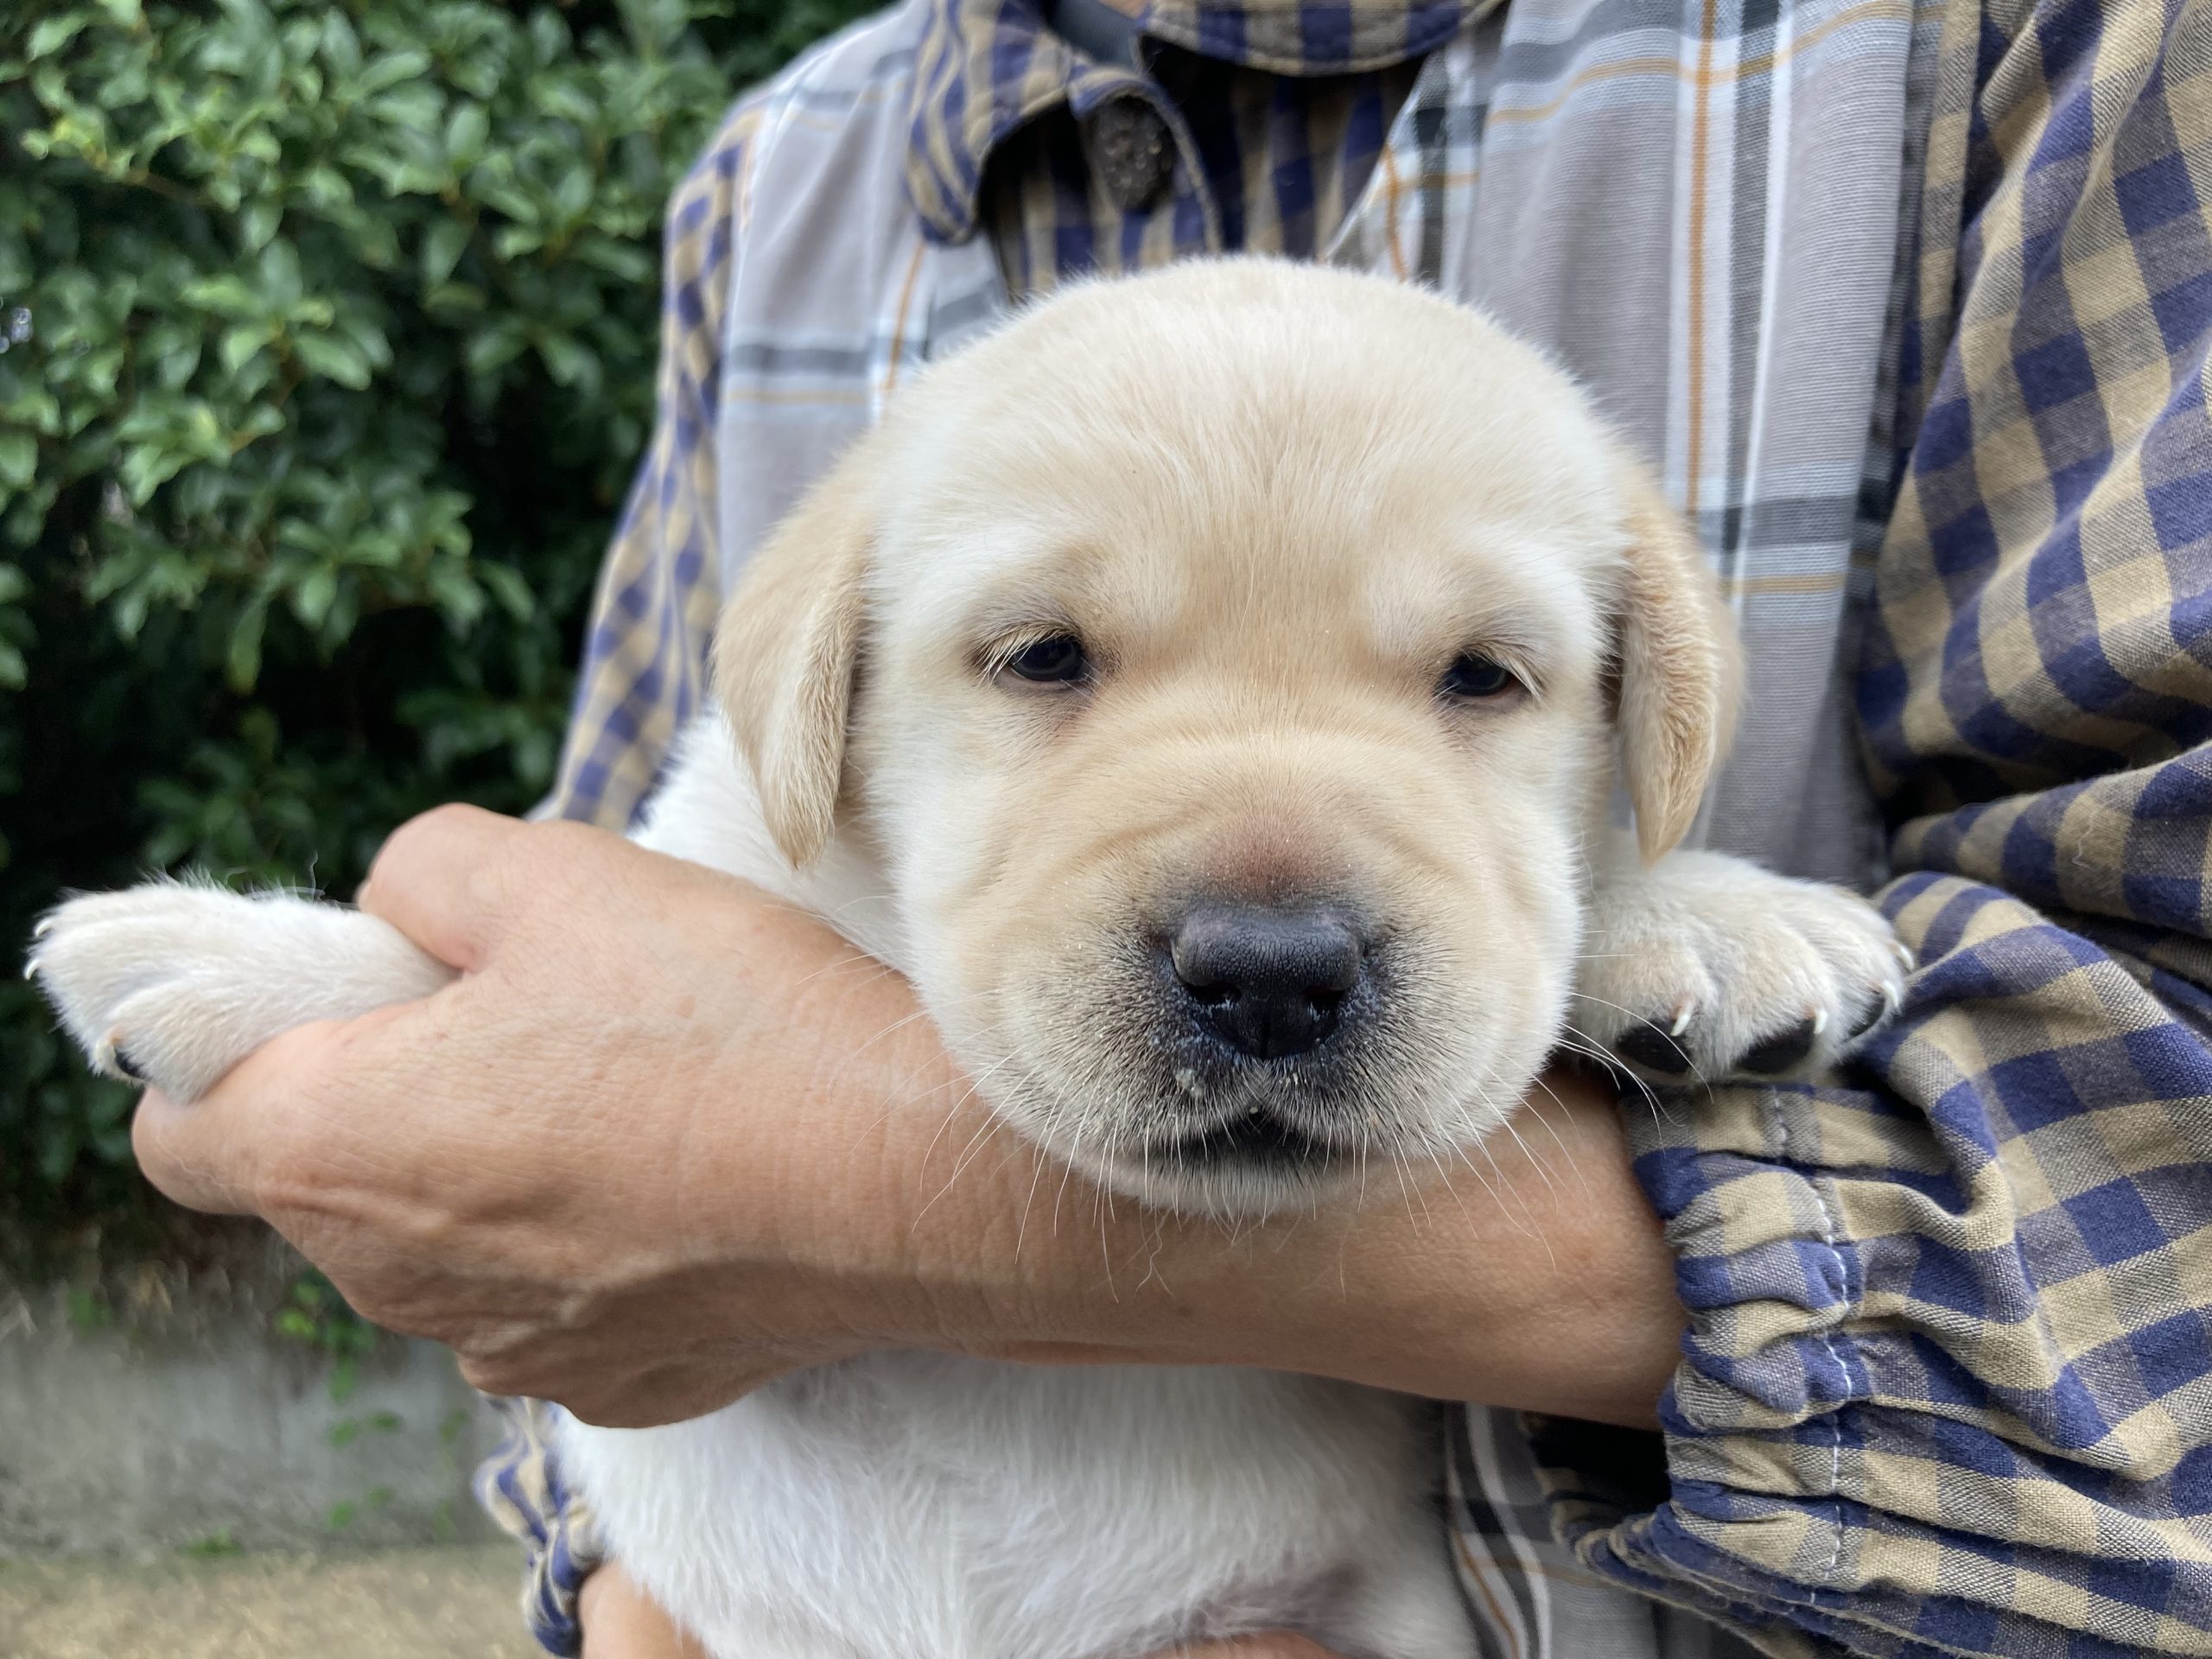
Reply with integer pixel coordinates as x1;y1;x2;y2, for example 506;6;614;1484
484;1;2212;1655
1560;3;2212;1652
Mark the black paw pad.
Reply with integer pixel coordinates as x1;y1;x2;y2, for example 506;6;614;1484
1615;1020;1693;1076
1741;1017;1820;1075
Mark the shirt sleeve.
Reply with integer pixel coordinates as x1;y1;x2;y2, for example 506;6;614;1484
539;96;759;831
474;96;760;1658
1531;3;2212;1653
474;1396;602;1658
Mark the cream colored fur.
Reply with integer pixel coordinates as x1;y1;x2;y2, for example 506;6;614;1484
32;262;1905;1657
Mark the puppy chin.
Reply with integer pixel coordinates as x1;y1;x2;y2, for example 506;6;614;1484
1035;1084;1524;1222
1081;1136;1350;1221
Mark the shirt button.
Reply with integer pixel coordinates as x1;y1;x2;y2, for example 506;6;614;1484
1084;95;1175;212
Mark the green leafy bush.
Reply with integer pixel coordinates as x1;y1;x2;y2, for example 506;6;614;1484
0;0;873;1267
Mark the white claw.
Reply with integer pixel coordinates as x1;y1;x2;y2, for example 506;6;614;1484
1811;1007;1829;1035
31;915;54;939
1669;1002;1695;1038
1892;940;1917;971
1884;980;1904;1014
22;955;39;981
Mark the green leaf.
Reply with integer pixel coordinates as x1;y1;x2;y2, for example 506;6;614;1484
551;164;594;226
0;0;873;1282
0;433;35;492
239;200;281;251
290;565;337;629
225;595;268;691
319;10;360;76
291;333;370;389
444;104;488;168
419;218;470;289
536;333;591;388
220;323;267;376
355;49;430;95
118;442;183;505
28;15;90;60
181;274;261;319
478;563;533;622
462;317;526;378
257;238;302;311
426;563;483;630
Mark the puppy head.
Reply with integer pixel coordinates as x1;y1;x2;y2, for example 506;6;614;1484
718;261;1735;1216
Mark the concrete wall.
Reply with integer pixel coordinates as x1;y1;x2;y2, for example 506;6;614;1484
0;1314;505;1557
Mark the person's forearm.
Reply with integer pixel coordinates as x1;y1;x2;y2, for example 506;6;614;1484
132;812;1681;1430
671;992;1680;1426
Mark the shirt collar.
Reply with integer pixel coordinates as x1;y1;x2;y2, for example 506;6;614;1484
905;0;1478;245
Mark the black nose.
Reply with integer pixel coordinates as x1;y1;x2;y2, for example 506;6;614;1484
1169;906;1363;1060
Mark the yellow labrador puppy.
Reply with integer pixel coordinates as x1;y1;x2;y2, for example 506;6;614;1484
34;262;1904;1658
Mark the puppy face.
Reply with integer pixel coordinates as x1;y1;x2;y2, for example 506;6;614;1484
719;262;1732;1216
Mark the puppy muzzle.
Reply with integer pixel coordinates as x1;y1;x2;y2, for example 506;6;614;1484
1136;899;1393;1173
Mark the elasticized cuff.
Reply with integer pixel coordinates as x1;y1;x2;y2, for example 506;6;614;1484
474;1395;604;1657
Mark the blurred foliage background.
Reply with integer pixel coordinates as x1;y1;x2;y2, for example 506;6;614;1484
0;0;873;1274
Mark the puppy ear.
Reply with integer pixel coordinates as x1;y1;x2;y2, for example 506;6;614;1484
1612;465;1741;863
711;441;878;868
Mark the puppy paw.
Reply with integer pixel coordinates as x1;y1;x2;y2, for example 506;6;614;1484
1572;849;1908;1086
27;880;454;1101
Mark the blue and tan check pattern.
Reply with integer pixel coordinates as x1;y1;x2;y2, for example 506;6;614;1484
543;94;753;839
499;0;2212;1655
474;1396;602;1652
908;0;1458;292
1541;2;2212;1654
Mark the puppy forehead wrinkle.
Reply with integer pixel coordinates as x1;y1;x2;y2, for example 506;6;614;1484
861;263;1649;736
881;521;1191;649
1362;533;1607;666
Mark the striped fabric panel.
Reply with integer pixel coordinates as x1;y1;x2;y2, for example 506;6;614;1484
1376;0;1919;887
1451;1408;1773;1659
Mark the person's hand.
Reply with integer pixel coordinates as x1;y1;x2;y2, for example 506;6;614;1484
579;1565;707;1658
128;805;1681;1428
577;1561;1341;1659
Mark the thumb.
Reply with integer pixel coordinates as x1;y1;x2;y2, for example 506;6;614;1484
130;1084;261;1215
357;803;529;971
127;1015;355;1216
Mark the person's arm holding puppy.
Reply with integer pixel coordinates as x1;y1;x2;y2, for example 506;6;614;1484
131;804;1681;1431
130;809;1677;1659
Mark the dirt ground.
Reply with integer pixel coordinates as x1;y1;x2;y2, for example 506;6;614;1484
0;1543;537;1659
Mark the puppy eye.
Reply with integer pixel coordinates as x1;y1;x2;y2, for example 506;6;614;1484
1004;633;1090;685
1439;652;1520;700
